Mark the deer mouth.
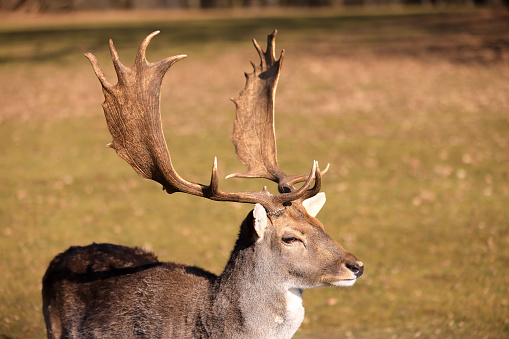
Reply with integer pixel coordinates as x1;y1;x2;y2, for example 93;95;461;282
331;278;357;287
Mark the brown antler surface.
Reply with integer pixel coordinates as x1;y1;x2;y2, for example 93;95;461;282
228;30;283;183
85;30;321;213
85;31;188;194
228;30;327;197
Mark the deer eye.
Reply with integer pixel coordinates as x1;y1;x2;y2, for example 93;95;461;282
282;236;301;245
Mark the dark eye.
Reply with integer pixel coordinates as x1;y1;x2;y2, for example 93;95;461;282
282;237;300;245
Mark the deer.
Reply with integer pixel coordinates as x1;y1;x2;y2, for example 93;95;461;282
42;30;364;339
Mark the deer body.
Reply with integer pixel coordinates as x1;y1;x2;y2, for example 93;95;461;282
44;201;361;338
42;31;363;338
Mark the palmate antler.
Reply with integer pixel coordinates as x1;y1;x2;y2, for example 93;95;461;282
85;30;326;214
228;30;329;195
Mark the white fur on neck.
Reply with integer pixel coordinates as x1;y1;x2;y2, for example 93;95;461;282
286;288;304;320
242;286;305;339
280;288;305;338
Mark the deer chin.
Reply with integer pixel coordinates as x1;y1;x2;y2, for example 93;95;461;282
331;278;357;287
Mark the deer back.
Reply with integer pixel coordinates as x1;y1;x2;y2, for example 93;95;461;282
43;243;218;338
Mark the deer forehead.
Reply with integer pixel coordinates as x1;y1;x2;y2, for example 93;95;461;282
269;205;326;235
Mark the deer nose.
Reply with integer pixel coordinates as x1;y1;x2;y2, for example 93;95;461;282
346;262;364;278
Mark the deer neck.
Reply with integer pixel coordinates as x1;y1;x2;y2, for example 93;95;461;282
211;242;305;339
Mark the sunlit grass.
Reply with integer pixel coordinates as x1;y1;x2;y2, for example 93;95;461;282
1;8;508;338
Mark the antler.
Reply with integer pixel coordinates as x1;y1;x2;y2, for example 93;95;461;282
85;30;321;213
228;30;328;198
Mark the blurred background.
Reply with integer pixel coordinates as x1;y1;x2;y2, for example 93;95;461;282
0;0;508;10
0;1;508;338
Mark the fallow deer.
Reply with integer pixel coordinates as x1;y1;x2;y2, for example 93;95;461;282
42;30;363;339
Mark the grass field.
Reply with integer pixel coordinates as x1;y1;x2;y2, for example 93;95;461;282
1;7;508;338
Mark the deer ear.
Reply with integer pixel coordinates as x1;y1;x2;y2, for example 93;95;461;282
302;192;326;217
253;203;268;239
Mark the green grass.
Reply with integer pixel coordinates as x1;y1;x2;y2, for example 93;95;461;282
1;7;508;339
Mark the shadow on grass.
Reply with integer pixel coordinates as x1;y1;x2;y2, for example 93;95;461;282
1;11;508;65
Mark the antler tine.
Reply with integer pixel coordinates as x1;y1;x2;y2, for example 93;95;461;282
108;39;129;86
203;157;278;210
206;157;220;196
265;29;278;65
84;52;112;91
252;38;266;70
298;162;323;201
284;163;330;187
135;30;160;65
